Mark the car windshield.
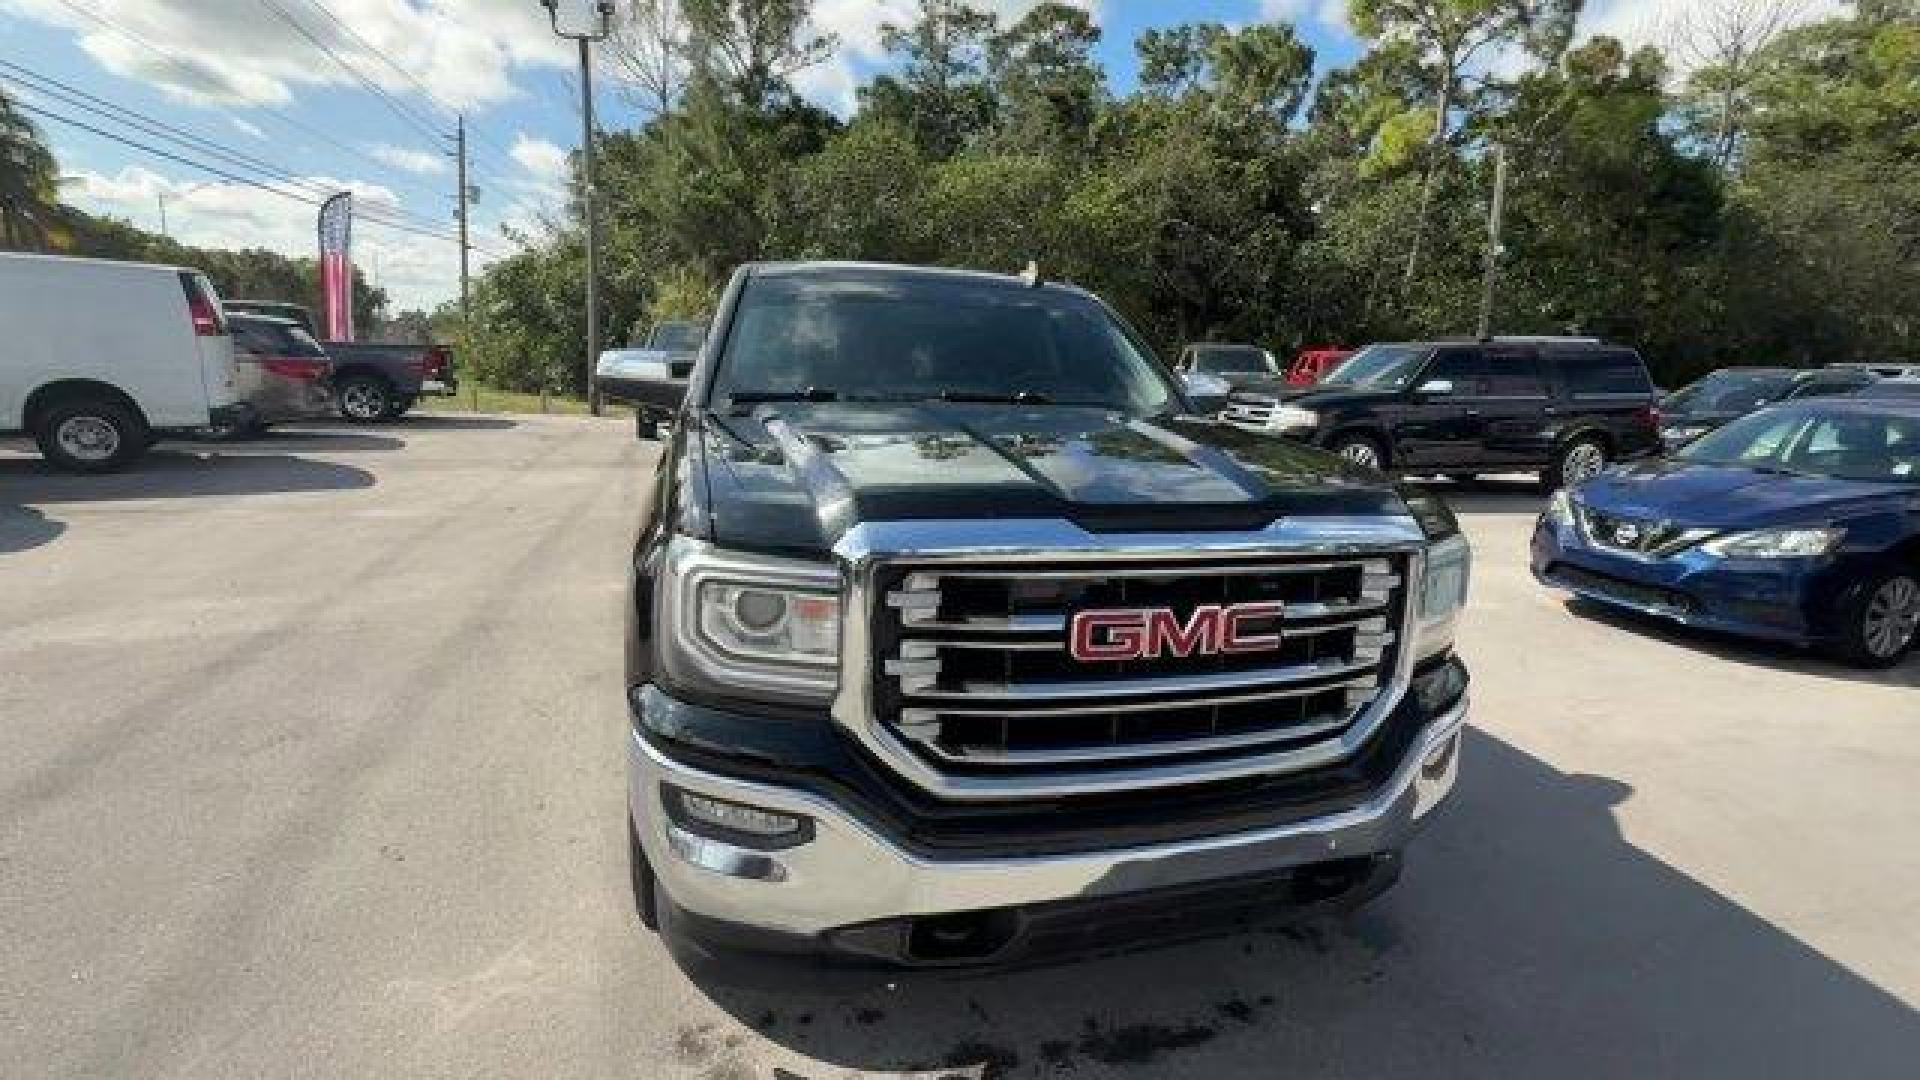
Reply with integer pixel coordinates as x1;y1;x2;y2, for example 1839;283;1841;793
1193;346;1274;375
1678;405;1920;483
710;273;1176;414
1319;344;1429;389
1665;370;1794;413
648;322;705;351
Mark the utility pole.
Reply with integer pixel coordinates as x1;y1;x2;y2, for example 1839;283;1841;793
1475;144;1509;341
156;189;169;238
542;0;615;417
455;114;477;411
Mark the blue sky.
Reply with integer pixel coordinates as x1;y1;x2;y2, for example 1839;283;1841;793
0;0;1707;309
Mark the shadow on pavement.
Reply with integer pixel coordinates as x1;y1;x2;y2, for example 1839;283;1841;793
1407;475;1548;516
389;413;520;430
1563;595;1919;688
0;450;374;505
679;729;1920;1078
0;504;64;554
187;428;406;454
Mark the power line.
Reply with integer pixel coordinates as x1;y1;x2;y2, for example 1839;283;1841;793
46;0;447;203
254;0;451;145
18;98;504;256
0;62;462;240
292;0;457;122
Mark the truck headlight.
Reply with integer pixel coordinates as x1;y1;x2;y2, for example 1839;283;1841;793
1269;405;1320;432
1400;487;1470;662
1698;527;1842;559
660;535;841;703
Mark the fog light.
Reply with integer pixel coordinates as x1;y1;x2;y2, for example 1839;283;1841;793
665;786;810;849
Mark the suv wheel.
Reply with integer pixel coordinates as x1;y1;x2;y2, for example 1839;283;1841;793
1330;432;1387;470
1546;436;1608;490
1834;567;1920;668
35;399;147;473
337;376;393;422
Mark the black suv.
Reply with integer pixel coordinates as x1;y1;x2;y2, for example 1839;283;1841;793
1224;337;1661;489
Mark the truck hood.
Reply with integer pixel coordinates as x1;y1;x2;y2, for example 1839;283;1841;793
1577;457;1915;530
692;403;1409;556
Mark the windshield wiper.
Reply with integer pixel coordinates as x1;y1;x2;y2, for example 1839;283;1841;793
725;387;840;410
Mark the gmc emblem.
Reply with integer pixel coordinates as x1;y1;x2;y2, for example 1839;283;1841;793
1069;602;1285;662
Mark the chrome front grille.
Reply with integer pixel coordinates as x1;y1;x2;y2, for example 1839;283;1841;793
869;556;1407;775
1222;396;1278;429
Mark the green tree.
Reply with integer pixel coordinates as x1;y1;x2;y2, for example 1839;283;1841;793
987;3;1105;153
0;89;60;250
864;0;998;159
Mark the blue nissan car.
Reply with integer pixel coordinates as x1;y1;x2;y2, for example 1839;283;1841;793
1533;399;1920;667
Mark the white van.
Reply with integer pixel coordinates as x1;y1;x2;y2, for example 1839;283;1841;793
0;252;241;472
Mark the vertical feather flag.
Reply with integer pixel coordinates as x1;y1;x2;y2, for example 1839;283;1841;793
317;192;354;342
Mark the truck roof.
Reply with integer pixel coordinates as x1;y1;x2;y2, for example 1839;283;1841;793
744;260;1092;297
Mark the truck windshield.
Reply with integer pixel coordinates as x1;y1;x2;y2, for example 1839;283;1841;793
711;274;1176;414
1193;346;1274;375
1319;344;1429;389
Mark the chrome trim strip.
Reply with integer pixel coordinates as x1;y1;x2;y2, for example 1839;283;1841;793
931;656;1382;701
827;517;1426;801
924;560;1391;580
899;673;1378;721
900;614;1385;657
897;713;1356;765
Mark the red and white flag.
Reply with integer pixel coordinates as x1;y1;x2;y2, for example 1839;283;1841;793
318;192;355;342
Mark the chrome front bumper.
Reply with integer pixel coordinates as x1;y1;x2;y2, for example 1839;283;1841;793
628;695;1467;938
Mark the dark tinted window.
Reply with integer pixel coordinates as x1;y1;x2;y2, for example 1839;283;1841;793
1192;346;1276;375
1665;370;1794;412
647;322;706;351
1788;373;1872;399
230;317;324;358
1484;349;1547;396
1320;343;1430;389
711;273;1175;414
1557;348;1653;396
1421;348;1487;394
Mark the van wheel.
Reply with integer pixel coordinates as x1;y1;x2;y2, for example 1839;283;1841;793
35;399;147;473
1545;436;1608;491
337;376;393;422
1831;567;1920;669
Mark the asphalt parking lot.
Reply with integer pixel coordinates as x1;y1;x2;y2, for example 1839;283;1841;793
3;415;1916;1079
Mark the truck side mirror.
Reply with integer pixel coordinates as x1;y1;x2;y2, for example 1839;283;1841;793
596;349;688;428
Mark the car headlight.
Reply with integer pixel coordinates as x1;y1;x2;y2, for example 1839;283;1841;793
1543;488;1574;528
1268;405;1320;432
1698;527;1842;559
659;535;841;704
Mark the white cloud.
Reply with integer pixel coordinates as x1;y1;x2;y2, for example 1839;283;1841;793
228;117;266;140
1261;0;1351;35
509;133;569;181
368;141;451;175
5;0;572;109
1578;0;1846;76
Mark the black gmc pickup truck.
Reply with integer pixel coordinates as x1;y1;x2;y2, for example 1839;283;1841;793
623;262;1472;973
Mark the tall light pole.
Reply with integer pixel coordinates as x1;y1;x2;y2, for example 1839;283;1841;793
541;0;615;416
1475;144;1510;341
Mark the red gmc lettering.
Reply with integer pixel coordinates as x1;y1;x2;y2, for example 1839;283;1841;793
1070;602;1286;662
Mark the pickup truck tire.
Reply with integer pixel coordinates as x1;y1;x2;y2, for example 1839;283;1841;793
628;816;660;931
1831;566;1920;669
381;395;415;420
337;375;394;422
35;398;148;473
